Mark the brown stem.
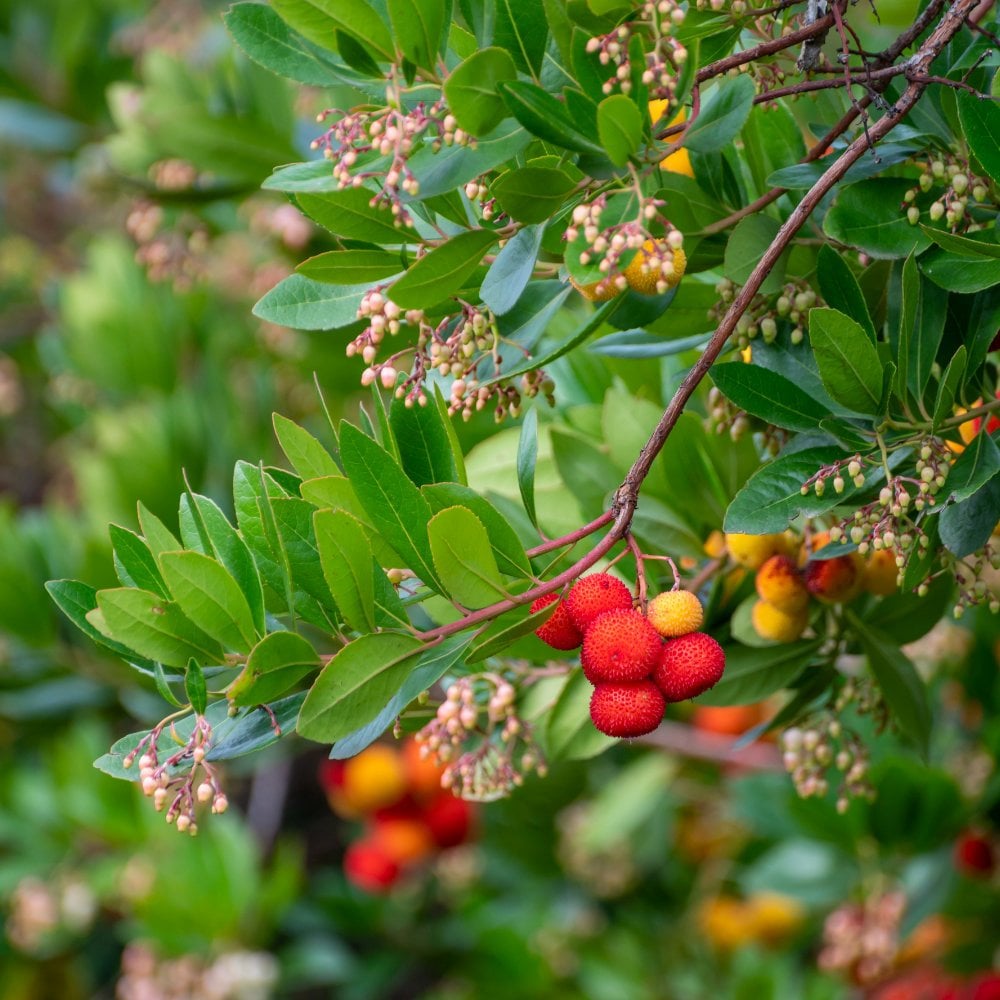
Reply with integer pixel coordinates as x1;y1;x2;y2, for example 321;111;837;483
525;511;614;559
639;720;783;770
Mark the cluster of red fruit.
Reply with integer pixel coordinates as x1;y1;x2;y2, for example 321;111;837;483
531;573;725;739
319;740;475;893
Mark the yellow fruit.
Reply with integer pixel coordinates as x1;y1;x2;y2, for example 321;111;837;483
863;549;899;596
340;744;408;815
751;599;808;643
704;530;727;559
570;275;622;302
649;102;695;178
646;589;704;637
698;896;756;950
740;345;752;364
726;532;794;570
745;893;805;946
755;554;810;613
622;239;686;295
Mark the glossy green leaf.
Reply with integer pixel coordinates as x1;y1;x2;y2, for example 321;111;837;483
498;80;604;155
271;0;393;59
480;224;543;315
137;503;181;564
466;603;555;663
270;497;338;614
494;0;548;75
862;575;954;645
296;188;419;242
597;94;642;166
428;506;507;607
443;47;518;136
297;631;426;742
185;659;207;714
517;407;539;529
547;670;617;760
296;249;405;285
696;640;822;706
921;249;1000;294
824;179;933;259
389;392;458;486
931;346;966;429
110;524;169;597
816;244;875;343
229;630;321;707
491;166;578;224
388;228;497;309
723;214;786;294
93;588;224;668
314;509;376;632
339;422;442;589
160;552;258;652
808;307;883;415
252;274;369;331
942;430;1000;506
710;363;830;432
683;74;755;154
921;225;1000;259
957;89;1000;186
273;414;340;481
387;0;446;68
939;473;1000;558
850;613;931;756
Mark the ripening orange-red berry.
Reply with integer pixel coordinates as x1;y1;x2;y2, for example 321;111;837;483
564;573;634;631
755;555;810;613
581;609;662;683
589;680;665;738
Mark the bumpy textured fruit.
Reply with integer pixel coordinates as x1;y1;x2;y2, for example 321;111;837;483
565;573;633;631
423;793;474;848
646;590;704;637
755;554;810;613
344;837;401;893
530;593;583;650
863;549;899;596
726;532;794;570
622;239;687;294
654;632;726;701
751;599;808;643
581;608;663;683
589;680;666;737
569;275;621;302
803;552;863;604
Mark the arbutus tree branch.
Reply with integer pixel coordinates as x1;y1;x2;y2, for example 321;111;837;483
411;0;979;649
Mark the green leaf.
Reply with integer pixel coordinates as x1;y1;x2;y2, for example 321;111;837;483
443;47;518;136
296;249;405;285
428;506;507;607
901;516;940;593
328;634;471;758
957;90;1000;186
710;363;830;432
491;166;578;224
849;613;931;756
387;229;497;309
654;174;729;234
160;552;258;652
921;249;1000;294
494;0;548;75
932;346;966;429
498;80;604;155
296;188;419;242
740;102;806;199
939;473;1000;558
185;659;207;715
178;493;267;638
597;94;642;166
921;225;1000;259
314;509;376;632
45;580;155;666
943;430;1000;505
422;483;531;577
137;503;181;564
270;497;338;615
229;631;321;707
517;407;539;529
273;414;340;481
297;632;426;742
862;575;954;645
808;307;884;415
816;244;876;343
339;422;442;589
271;0;394;59
909;265;947;398
683;75;755;154
724;447;907;534
223;3;345;85
546;670;617;760
723;215;786;294
480;224;544;315
696;640;822;706
824;179;933;259
109;524;169;597
466;603;555;663
153;663;184;708
387;0;446;68
389;392;458;486
94;588;225;668
434;384;468;485
252;274;369;331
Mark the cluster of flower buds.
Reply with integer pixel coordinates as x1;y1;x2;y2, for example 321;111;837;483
6;875;96;955
706;386;751;442
148;158;200;192
117;943;278;1000
312;78;464;227
801;453;869;500
123;714;228;834
951;540;1000;617
903;155;991;231
566;195;684;298
782;715;875;813
125;199;210;291
415;673;546;800
586;2;688;99
464;179;506;224
714;278;818;350
694;0;748;11
818;889;906;985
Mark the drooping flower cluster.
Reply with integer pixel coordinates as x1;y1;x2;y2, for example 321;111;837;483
415;673;546;800
713;277;819;349
902;154;992;231
818;889;907;985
